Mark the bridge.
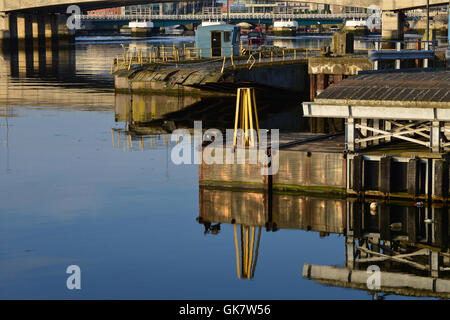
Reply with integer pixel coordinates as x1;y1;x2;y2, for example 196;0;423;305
0;0;449;13
79;12;371;27
0;0;449;50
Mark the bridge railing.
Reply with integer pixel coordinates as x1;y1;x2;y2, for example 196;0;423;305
78;11;430;22
78;12;370;21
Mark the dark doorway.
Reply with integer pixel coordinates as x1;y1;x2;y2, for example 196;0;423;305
211;31;222;57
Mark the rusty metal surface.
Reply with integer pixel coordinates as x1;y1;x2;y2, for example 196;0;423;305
316;70;450;107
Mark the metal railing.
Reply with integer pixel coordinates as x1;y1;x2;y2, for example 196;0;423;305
78;12;370;21
111;43;322;73
78;11;434;22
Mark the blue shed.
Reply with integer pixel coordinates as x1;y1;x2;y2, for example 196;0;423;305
195;23;241;58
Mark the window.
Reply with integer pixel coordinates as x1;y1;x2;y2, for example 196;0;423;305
224;31;231;43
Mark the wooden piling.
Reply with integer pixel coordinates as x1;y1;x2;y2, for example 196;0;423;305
407;158;421;197
352;155;363;193
433;160;449;201
380;156;393;195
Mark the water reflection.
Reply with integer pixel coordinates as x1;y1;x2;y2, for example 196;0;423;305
198;188;450;298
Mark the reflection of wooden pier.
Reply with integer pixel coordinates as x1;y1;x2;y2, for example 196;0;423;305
303;200;450;299
199;187;450;297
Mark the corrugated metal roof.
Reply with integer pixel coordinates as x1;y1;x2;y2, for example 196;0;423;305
315;70;450;108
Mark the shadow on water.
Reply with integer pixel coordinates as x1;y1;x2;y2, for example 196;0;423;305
113;91;309;136
198;187;450;299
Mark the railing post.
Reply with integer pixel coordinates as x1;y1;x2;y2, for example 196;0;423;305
395;41;401;69
424;41;429;68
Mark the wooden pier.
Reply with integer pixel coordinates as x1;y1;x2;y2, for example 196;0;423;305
301;68;450;202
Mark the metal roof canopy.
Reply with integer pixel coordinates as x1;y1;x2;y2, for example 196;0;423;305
302;69;450;153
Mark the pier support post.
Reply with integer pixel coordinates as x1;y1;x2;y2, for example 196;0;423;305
380;156;393;195
432;159;449;201
431;121;441;153
407;158;421;197
352;155;363;193
346;118;355;152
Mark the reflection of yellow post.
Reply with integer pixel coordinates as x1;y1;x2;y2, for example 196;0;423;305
233;224;241;278
111;129;115;147
234;224;262;279
247;226;255;279
233;88;260;148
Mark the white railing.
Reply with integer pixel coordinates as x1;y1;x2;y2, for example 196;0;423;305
78;12;371;21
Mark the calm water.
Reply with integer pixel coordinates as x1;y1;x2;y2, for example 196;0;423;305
0;35;443;300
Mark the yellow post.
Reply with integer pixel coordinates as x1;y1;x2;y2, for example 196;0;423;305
233;89;241;147
294;49;296;60
247;88;255;147
251;88;260;141
244;90;250;146
111;129;115;147
259;52;261;63
282;49;285;61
